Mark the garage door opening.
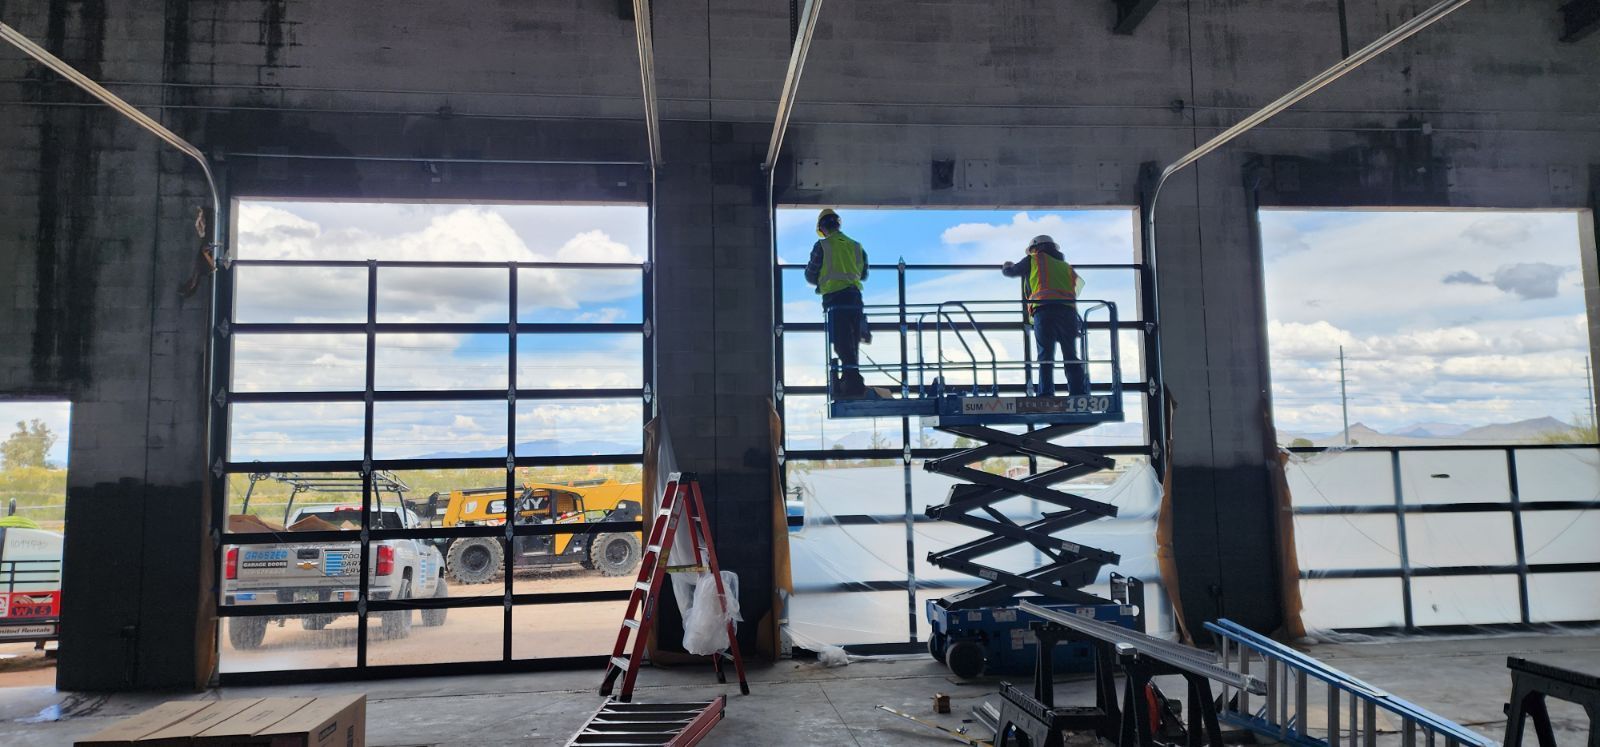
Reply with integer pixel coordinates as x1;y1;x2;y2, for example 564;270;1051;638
0;399;69;687
772;207;1170;651
218;200;649;679
1261;208;1600;635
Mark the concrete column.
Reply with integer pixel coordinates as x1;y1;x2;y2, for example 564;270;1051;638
653;120;776;653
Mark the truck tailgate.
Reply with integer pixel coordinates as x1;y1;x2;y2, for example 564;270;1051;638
232;544;361;589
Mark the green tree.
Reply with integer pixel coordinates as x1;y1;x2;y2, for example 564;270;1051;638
1;419;57;470
1288;437;1314;448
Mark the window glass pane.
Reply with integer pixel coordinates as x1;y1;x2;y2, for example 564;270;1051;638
1398;451;1510;504
1285;451;1394;507
377;267;509;323
1300;578;1406;630
783;396;902;451
220;614;357;673
230;403;364;462
1515;448;1600;502
512;602;629;659
518;267;642;324
1410;574;1521;626
518;334;642;390
1528;572;1600;623
516;400;643;457
233;334;365;392
376;333;507;391
1521;510;1600;565
234;266;367;324
224;471;370;534
1293;515;1401;570
373;401;508;460
779;268;825;325
1405;513;1516;567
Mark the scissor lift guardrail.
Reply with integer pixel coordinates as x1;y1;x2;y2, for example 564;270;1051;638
1205;619;1496;747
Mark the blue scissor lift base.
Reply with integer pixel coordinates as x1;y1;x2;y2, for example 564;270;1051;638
925;592;1143;678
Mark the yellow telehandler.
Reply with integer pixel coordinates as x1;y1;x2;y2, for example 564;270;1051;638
427;480;643;584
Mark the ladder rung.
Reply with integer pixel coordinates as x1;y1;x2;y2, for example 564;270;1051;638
622;618;640;630
610;656;633;671
646;544;662;553
635;581;653;591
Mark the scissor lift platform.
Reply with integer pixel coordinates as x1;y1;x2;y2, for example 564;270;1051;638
829;391;1123;427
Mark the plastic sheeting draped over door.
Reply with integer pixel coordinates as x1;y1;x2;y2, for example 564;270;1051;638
785;461;1173;648
1284;446;1600;638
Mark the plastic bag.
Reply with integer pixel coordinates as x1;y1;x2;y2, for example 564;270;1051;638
817;645;849;667
679;570;741;655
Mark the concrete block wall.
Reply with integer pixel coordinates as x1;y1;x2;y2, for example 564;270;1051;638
0;0;1595;687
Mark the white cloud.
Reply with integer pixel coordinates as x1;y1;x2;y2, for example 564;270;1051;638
235;202;644;324
1263;210;1591;435
940;211;1134;265
1492;262;1567;301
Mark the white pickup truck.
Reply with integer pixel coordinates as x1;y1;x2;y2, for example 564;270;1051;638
222;504;449;650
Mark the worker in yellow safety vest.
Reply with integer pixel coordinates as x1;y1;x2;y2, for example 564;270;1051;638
1002;234;1088;397
805;209;869;398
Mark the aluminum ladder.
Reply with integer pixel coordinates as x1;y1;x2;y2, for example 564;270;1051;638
1206;619;1496;747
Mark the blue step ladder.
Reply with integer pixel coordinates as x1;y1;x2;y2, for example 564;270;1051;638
819;297;1139;677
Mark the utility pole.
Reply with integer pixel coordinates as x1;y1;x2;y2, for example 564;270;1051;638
1587;356;1595;428
1339;345;1351;446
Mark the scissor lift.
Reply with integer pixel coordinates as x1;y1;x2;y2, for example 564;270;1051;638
824;298;1142;678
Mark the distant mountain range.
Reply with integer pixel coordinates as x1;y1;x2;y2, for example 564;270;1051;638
1284;416;1576;447
416;438;636;459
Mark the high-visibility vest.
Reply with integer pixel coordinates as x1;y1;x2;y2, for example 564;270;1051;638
1027;251;1078;311
818;232;865;295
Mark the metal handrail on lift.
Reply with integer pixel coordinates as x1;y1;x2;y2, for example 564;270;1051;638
824;299;1122;406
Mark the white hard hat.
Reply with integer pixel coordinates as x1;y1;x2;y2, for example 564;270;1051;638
1029;234;1056;249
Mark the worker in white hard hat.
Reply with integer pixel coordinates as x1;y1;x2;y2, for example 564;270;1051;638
1002;234;1088;397
805;209;869;398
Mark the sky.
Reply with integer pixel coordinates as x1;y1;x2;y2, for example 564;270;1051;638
1262;209;1593;437
776;208;1147;450
228;201;648;462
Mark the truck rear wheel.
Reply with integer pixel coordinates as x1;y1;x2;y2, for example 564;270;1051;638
447;537;503;584
591;533;641;577
229;618;268;650
381;579;413;639
421;579;449;627
301;615;335;631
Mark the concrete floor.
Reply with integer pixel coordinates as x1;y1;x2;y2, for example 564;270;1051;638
1;634;1596;746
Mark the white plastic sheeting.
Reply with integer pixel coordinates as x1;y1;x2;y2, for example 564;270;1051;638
1285;446;1600;637
785;461;1172;648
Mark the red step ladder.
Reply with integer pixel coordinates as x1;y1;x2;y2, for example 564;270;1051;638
600;472;750;702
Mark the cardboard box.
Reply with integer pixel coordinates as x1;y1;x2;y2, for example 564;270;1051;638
76;694;365;747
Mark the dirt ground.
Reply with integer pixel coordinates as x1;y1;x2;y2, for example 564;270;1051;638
0;571;638;687
221;571;634;673
0;643;54;688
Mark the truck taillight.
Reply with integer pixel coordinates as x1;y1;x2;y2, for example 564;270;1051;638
225;548;238;580
375;545;395;576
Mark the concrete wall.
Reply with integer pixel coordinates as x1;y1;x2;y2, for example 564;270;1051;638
0;0;1594;687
